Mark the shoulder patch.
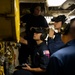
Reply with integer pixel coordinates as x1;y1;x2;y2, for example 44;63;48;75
43;50;50;58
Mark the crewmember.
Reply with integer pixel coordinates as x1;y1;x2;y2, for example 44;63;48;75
13;28;50;75
48;15;67;55
46;18;75;75
19;3;48;65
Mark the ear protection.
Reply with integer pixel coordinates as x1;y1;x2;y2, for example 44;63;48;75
31;27;47;41
61;18;75;35
40;32;47;41
61;23;70;35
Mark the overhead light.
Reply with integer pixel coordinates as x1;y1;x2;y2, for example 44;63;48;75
46;0;66;7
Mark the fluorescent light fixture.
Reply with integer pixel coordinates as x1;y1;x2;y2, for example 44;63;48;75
44;16;53;24
46;0;66;7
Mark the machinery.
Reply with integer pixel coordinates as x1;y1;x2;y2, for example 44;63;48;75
0;0;20;75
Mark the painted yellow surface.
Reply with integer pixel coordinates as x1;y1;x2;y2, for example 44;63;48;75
14;0;20;43
0;0;20;42
0;66;4;75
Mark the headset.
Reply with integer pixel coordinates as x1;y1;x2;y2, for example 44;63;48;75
31;27;47;41
61;18;75;35
61;23;70;35
40;31;47;41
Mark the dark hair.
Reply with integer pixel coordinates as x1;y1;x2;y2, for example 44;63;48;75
51;15;67;25
30;3;41;14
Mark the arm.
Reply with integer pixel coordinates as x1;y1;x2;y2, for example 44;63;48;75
29;67;46;72
48;28;55;39
22;63;46;72
48;29;55;53
20;37;28;45
22;49;50;72
48;28;55;44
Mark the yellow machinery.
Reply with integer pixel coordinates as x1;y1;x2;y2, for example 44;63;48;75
0;0;20;75
0;0;20;42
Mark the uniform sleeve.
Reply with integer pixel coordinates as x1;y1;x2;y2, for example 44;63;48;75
48;37;55;54
40;50;50;69
46;56;63;75
48;33;65;55
48;37;55;44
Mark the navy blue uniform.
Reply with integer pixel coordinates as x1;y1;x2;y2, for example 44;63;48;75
13;42;50;75
46;39;75;75
31;42;50;69
48;32;64;55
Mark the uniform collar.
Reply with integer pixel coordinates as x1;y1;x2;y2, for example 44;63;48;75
66;39;75;46
37;41;45;47
59;39;75;49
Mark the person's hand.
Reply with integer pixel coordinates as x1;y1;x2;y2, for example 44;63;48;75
22;63;31;71
20;37;25;43
20;37;28;45
49;28;54;38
